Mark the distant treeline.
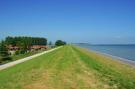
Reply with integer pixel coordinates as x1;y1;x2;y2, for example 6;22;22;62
5;36;47;46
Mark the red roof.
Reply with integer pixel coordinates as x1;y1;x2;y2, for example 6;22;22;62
31;45;47;49
8;45;47;50
8;45;19;50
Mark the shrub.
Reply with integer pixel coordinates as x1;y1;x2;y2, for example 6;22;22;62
55;40;66;46
20;49;26;54
15;50;20;55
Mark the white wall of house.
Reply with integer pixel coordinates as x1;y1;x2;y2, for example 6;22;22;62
9;51;15;55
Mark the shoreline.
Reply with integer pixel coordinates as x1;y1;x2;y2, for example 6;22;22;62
96;51;135;67
79;46;135;68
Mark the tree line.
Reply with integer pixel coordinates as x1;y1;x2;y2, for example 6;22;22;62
0;36;47;63
5;36;47;46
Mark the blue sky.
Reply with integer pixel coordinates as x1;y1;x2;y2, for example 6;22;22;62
0;0;135;44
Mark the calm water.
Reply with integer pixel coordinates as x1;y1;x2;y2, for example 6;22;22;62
77;44;135;61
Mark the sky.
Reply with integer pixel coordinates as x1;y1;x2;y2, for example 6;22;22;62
0;0;135;44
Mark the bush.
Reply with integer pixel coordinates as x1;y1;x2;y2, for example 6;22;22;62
0;55;12;64
20;49;26;54
55;40;66;46
2;56;12;61
15;50;20;55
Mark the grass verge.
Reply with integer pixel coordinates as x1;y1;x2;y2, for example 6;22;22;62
0;45;135;89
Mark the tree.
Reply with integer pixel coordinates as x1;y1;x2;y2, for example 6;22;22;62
55;40;66;46
5;36;15;46
5;36;47;51
0;41;11;63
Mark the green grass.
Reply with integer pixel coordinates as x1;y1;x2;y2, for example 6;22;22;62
12;51;39;60
0;45;135;89
1;49;47;64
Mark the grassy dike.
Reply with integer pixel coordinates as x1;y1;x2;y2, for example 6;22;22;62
0;45;135;89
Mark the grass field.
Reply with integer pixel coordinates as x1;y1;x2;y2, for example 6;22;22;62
0;45;135;89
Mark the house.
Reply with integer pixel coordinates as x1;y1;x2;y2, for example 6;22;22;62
8;45;19;51
7;45;48;55
8;45;47;50
30;45;48;51
7;45;19;55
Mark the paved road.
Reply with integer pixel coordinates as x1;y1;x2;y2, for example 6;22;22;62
0;47;62;70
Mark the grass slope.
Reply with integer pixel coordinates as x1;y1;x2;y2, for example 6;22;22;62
0;45;135;89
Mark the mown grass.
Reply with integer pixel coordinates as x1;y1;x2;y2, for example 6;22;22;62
0;45;135;89
72;46;135;89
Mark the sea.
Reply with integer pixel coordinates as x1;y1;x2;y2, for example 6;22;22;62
77;44;135;61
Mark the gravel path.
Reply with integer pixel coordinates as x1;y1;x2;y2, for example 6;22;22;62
0;47;62;70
